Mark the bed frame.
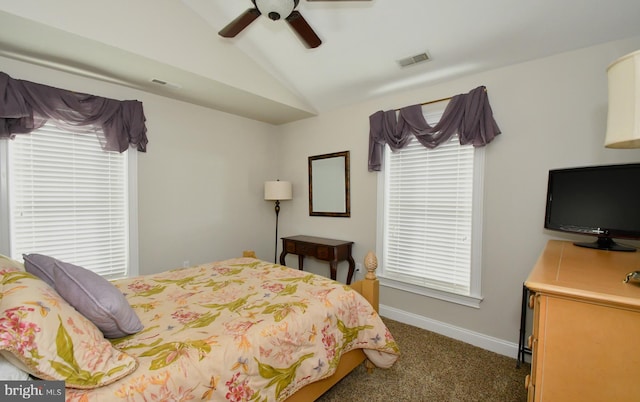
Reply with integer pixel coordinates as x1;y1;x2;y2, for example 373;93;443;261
242;250;379;401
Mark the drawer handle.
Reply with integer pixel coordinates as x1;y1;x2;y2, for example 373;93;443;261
524;374;531;390
528;294;535;309
527;335;533;349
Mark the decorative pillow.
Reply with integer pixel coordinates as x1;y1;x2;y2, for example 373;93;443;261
22;253;56;287
0;268;138;388
0;354;30;381
0;254;25;272
53;260;143;338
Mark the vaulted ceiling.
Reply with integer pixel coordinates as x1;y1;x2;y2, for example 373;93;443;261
1;0;640;125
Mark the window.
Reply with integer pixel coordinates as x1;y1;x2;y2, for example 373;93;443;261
0;122;138;279
377;110;484;307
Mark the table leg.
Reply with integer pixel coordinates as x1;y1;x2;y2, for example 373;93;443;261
297;255;305;271
329;262;338;281
346;256;355;285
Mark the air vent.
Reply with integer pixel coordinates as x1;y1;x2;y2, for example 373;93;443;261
150;78;182;89
397;52;430;68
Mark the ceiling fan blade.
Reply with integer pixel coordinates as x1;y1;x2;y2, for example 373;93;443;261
286;11;322;48
218;8;261;38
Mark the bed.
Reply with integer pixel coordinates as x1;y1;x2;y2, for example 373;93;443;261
0;251;399;401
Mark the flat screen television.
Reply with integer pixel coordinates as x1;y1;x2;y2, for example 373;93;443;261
544;163;640;252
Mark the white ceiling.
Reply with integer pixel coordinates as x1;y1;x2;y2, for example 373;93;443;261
1;0;640;125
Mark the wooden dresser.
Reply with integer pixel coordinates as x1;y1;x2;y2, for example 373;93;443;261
524;240;640;401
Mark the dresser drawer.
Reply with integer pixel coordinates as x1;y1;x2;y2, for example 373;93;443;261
529;293;542;391
285;240;297;253
317;246;334;260
296;242;317;256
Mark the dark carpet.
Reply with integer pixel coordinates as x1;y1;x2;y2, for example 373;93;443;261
317;318;529;402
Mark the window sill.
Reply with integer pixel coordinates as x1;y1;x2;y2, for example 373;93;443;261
379;276;483;308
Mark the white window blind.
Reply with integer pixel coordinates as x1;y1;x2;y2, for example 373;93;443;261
8;123;130;279
382;124;477;297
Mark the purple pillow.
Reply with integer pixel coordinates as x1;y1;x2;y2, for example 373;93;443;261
52;260;143;338
23;253;56;287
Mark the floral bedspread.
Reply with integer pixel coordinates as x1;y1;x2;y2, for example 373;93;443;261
66;257;399;402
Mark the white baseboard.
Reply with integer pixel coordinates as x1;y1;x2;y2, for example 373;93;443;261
380;304;520;359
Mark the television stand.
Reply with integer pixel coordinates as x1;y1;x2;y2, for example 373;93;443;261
574;236;636;252
524;240;640;400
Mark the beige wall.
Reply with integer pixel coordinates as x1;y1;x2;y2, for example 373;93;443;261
275;36;640;350
0;55;280;274
4;35;640;355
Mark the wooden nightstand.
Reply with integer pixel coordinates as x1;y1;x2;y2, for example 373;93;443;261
279;235;355;284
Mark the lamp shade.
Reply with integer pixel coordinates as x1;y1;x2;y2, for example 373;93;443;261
264;180;292;200
604;50;640;148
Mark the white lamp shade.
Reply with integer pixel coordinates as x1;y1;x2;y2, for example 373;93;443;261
264;180;292;200
604;50;640;148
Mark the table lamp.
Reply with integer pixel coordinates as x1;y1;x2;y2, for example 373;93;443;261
604;50;640;149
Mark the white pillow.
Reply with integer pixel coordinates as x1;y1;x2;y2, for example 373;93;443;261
0;354;30;381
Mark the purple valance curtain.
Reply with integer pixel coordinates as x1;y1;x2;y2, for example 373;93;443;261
0;71;148;152
368;85;500;171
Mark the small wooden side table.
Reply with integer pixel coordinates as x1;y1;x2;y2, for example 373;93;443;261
279;235;355;284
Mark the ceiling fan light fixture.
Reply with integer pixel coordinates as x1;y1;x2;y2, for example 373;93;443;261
255;0;298;21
